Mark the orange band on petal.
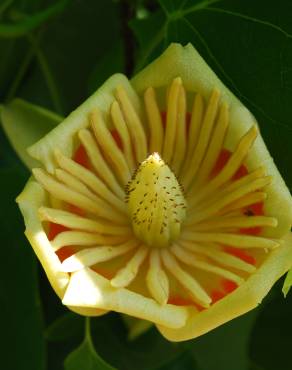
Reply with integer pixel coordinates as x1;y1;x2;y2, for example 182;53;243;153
221;279;238;293
56;246;76;263
73;145;89;169
110;129;123;151
224;246;256;265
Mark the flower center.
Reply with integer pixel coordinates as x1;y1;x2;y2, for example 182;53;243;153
126;153;187;248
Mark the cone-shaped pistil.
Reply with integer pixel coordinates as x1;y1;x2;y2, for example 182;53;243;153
126;153;187;248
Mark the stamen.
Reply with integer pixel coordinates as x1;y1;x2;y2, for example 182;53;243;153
182;231;280;249
39;207;131;235
90;109;131;184
54;149;126;214
179;241;256;273
171;245;244;284
192;215;277;231
183;89;221;190
144;87;164;154
33;169;127;224
110;246;148;288
187;176;272;225
190;125;258;205
51;231;128;251
172;85;187;175
163;77;182;164
146;249;169;305
78;129;124;199
49;194;63;209
61;239;139;272
111;101;135;172
116;85;147;163
182;93;204;174
221;192;267;214
189;166;266;208
194;102;229;188
55;169;97;201
161;249;211;308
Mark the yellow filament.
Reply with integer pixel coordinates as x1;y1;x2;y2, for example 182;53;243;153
193;215;277;231
110;246;148;288
179;241;256;273
182;93;204;175
144;87;164;154
163;77;182;164
33;168;127;224
172;85;187;175
55;169;97;201
39;207;132;235
116;85;147;163
111;101;135;172
161;249;211;308
187;176;272;225
220;192;267;214
78;129;124;199
90;109;131;184
51;231;128;251
61;239;139;272
146;249;169;305
183;89;221;190
54;149;126;214
191;125;258;206
182;231;280;249
189;166;266;208
193;102;229;188
171;245;244;284
49;194;63;209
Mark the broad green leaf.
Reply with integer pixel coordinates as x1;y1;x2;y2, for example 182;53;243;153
90;313;185;370
189;309;259;370
17;0;122;115
0;0;70;38
64;318;116;370
250;285;292;370
122;314;153;341
130;10;167;73
0;165;45;370
158;351;197;370
1;98;62;168
131;0;292;189
45;312;84;342
283;269;292;296
88;39;125;94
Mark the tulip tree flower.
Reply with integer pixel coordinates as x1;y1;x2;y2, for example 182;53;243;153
17;43;292;341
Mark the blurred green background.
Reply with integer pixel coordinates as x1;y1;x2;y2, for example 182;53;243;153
1;1;292;369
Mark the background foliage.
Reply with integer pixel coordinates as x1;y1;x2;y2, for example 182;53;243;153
0;1;292;369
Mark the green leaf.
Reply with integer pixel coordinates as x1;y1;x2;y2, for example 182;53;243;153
1;98;63;168
45;312;84;342
189;309;259;370
0;0;70;38
283;269;292;296
250;285;292;370
16;0;122;114
158;351;197;370
64;318;117;370
0;165;45;370
122;314;153;341
90;313;185;370
87;39;125;94
132;0;292;189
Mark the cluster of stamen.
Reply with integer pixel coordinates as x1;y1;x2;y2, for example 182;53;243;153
34;77;279;310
